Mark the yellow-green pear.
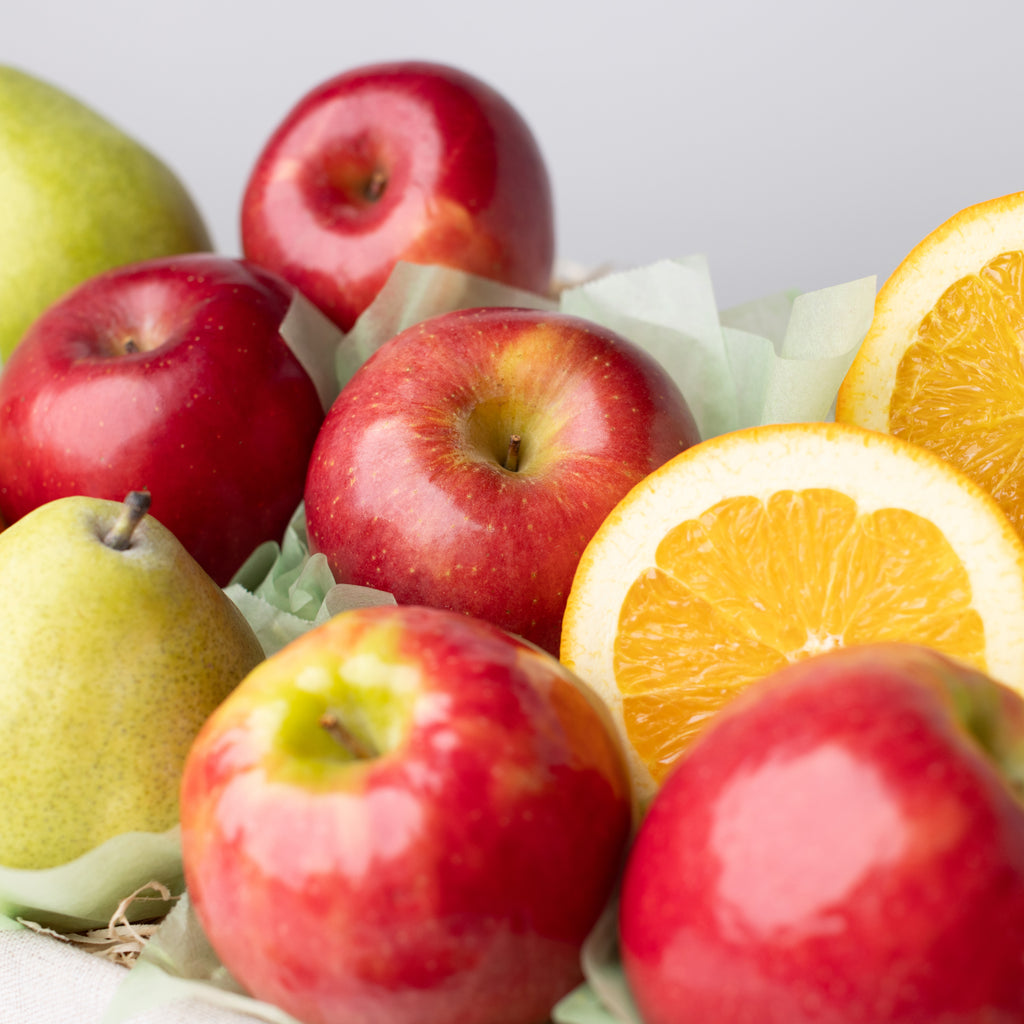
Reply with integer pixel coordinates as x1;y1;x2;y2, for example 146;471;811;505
0;492;264;870
0;65;212;362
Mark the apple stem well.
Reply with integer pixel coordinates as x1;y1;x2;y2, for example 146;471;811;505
319;710;377;760
364;168;387;202
504;434;522;473
103;490;152;550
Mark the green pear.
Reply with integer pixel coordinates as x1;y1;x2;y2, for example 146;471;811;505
0;65;212;362
0;492;264;870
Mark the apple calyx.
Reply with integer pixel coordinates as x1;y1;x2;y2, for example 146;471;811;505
103;490;152;550
319;710;377;760
504;434;522;473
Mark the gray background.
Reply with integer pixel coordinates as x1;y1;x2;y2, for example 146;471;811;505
7;0;1022;308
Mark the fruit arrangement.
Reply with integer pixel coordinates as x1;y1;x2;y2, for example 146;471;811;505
4;55;1024;1024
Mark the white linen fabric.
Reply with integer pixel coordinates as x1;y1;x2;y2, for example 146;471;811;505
0;931;250;1024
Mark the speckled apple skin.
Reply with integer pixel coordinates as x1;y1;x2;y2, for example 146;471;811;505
619;643;1024;1024
0;495;264;869
0;65;211;361
180;604;632;1024
0;254;326;585
304;307;701;656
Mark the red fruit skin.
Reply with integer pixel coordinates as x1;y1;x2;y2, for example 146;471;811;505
180;604;632;1024
619;643;1024;1024
303;306;701;656
240;60;555;332
0;254;326;585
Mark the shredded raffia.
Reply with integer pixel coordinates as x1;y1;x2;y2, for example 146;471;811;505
18;881;178;966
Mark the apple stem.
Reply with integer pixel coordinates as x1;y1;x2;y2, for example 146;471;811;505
103;490;151;550
319;711;377;760
504;434;522;473
124;338;139;354
364;169;387;202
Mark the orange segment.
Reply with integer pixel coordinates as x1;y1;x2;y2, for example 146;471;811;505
614;491;985;785
837;192;1024;540
561;422;1024;806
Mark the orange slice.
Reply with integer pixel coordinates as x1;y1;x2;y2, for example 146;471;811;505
560;421;1024;805
837;190;1024;542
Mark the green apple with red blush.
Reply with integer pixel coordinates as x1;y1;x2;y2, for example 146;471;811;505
179;603;633;1024
240;60;556;332
302;306;701;655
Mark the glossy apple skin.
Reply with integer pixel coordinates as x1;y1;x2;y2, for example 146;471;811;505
303;307;700;655
180;604;632;1024
0;254;325;585
619;643;1024;1024
240;60;555;332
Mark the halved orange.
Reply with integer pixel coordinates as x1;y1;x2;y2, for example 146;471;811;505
560;421;1024;805
837;190;1024;542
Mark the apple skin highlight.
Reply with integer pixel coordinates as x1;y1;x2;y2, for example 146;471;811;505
240;60;556;332
619;642;1024;1024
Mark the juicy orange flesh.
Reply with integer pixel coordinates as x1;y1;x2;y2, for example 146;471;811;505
890;249;1024;539
613;488;985;783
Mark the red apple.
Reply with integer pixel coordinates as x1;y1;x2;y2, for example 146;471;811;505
303;306;701;655
0;253;328;585
179;603;632;1024
619;642;1024;1024
240;60;555;332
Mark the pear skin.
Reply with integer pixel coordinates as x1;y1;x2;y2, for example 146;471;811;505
0;493;264;869
0;65;212;361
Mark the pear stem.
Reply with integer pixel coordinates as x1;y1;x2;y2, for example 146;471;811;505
103;491;151;550
320;711;377;760
504;434;522;473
